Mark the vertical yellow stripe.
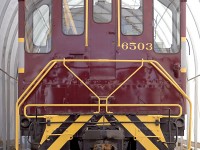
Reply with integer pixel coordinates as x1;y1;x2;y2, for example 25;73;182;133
117;0;121;47
40;116;70;144
114;115;158;150
85;0;88;47
48;115;92;150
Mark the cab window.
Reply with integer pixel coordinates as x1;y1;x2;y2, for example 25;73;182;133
121;0;143;35
93;0;112;23
154;0;180;53
33;5;50;47
25;0;52;53
62;0;84;35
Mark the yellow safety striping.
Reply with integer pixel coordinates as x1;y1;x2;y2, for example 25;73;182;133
18;38;24;43
114;115;159;150
40;115;70;144
181;37;186;42
181;68;187;73
18;68;24;73
48;115;93;150
97;116;111;126
137;116;167;147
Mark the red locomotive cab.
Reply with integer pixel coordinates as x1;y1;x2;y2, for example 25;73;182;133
16;0;192;150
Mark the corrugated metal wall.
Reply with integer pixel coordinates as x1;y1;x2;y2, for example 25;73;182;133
0;0;200;149
185;1;200;149
0;0;18;149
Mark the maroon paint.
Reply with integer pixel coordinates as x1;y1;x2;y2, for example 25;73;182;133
18;0;186;116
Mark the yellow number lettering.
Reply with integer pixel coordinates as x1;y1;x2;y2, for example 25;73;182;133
129;42;137;50
146;43;153;51
121;42;129;50
138;43;145;50
121;42;153;51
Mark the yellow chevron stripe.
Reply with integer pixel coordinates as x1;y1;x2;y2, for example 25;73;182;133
137;116;167;147
97;116;110;126
48;115;93;150
40;115;70;144
114;115;159;150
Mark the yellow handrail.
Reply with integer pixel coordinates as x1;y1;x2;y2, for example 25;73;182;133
105;59;144;113
85;0;89;46
15;59;192;150
17;61;55;105
15;61;56;150
63;59;101;112
24;103;182;119
150;61;192;149
117;0;121;47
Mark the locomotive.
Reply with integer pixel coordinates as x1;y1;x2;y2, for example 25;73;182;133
16;0;192;149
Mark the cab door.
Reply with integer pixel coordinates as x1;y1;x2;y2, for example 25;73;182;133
88;0;117;80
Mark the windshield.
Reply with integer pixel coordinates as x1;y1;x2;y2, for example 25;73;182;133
154;0;180;53
25;0;52;53
121;0;143;35
93;0;112;23
62;0;84;35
